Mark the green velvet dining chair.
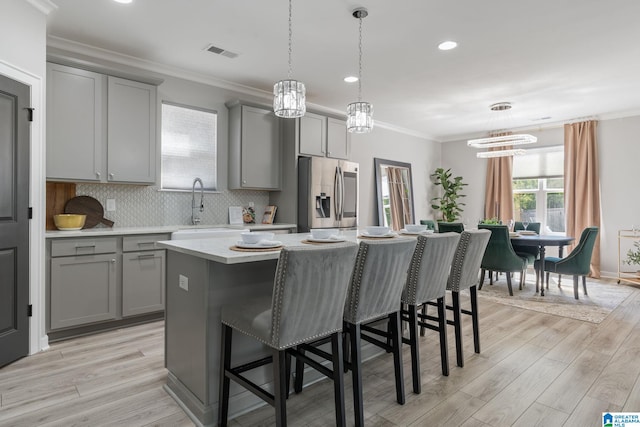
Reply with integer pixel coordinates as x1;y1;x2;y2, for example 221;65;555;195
512;222;542;264
477;224;528;296
534;226;599;299
437;222;464;233
419;219;436;231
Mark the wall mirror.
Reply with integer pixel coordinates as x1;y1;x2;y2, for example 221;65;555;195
374;158;415;230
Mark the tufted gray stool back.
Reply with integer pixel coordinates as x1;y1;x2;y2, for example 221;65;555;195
447;230;491;292
221;242;358;350
402;232;461;305
344;238;417;325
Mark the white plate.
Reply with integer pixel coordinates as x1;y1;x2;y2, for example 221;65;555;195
306;236;346;243
235;241;283;249
359;231;396;238
56;227;83;231
519;230;537;235
400;229;434;235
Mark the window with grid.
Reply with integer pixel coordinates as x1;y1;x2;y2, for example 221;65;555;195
512;145;565;234
161;102;217;191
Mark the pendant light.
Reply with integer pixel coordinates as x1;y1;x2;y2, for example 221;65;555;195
347;8;373;133
273;0;306;118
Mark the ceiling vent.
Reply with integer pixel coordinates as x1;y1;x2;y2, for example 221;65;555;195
205;44;238;59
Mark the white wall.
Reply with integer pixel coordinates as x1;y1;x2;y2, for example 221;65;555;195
441;118;640;276
1;0;52;353
349;127;440;226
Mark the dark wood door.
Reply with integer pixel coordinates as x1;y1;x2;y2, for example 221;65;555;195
0;73;30;367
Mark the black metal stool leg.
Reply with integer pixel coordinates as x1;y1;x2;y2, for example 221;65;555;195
390;312;405;404
218;324;232;427
273;349;288;427
331;333;347;427
408;305;421;393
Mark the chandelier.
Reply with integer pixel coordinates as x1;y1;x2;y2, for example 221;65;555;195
273;0;305;118
346;8;373;133
468;102;537;156
476;148;527;158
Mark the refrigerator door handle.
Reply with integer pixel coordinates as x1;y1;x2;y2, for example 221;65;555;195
339;166;345;221
334;166;341;220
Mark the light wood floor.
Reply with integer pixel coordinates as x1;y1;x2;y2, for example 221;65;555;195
2;280;640;427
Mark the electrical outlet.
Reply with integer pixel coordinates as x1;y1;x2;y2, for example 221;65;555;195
179;274;189;291
248;201;254;208
106;199;116;211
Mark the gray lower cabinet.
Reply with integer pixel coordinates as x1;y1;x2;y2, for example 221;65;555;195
50;253;118;330
48;233;168;333
122;234;166;317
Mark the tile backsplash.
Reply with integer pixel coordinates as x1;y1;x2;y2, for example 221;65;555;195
76;183;269;227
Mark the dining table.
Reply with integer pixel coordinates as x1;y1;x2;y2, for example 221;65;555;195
510;233;575;296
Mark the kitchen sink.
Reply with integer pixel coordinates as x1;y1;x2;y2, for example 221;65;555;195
171;227;249;240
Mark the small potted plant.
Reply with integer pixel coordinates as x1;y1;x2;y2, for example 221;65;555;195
431;167;467;222
624;241;640;275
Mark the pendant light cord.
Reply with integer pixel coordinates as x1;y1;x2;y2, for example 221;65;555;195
358;15;363;102
288;0;293;79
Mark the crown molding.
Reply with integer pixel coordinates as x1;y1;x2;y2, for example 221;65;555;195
47;36;437;142
47;36;273;99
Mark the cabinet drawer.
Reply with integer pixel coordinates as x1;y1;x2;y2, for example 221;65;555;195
122;234;170;252
51;237;118;257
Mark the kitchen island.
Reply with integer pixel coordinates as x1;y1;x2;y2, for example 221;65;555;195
157;231;394;426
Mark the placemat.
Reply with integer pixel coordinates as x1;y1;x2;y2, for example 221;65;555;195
229;245;283;252
301;239;344;245
357;235;397;240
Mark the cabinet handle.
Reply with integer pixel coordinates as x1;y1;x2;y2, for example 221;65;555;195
242;180;247;184
111;259;116;263
96;172;101;178
137;242;156;247
137;253;157;259
108;173;114;180
75;244;96;249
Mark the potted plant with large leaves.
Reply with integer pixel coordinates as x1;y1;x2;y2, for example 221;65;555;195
431;167;467;222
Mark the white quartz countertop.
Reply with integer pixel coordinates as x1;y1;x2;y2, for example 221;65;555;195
157;230;415;265
45;223;297;239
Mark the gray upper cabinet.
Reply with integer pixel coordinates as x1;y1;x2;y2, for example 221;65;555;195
46;63;157;184
47;63;104;181
228;103;281;190
298;112;350;160
299;112;326;157
107;77;157;184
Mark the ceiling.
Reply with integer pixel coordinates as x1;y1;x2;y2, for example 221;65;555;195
46;0;640;141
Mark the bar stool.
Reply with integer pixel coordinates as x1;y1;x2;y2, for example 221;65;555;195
400;232;460;393
218;242;358;427
294;238;417;427
446;230;491;368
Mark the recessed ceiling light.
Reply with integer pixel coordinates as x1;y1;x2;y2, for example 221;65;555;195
113;0;133;4
344;76;358;83
438;41;457;51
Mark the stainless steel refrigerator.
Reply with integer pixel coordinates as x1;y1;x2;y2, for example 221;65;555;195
298;156;359;232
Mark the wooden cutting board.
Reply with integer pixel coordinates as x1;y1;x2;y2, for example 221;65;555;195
46;182;76;230
64;196;114;228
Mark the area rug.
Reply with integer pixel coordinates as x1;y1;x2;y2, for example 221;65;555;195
471;276;635;324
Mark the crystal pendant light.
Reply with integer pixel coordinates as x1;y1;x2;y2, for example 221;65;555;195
273;0;305;118
347;8;373;133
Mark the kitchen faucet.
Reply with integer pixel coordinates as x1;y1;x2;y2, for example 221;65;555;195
191;177;204;225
